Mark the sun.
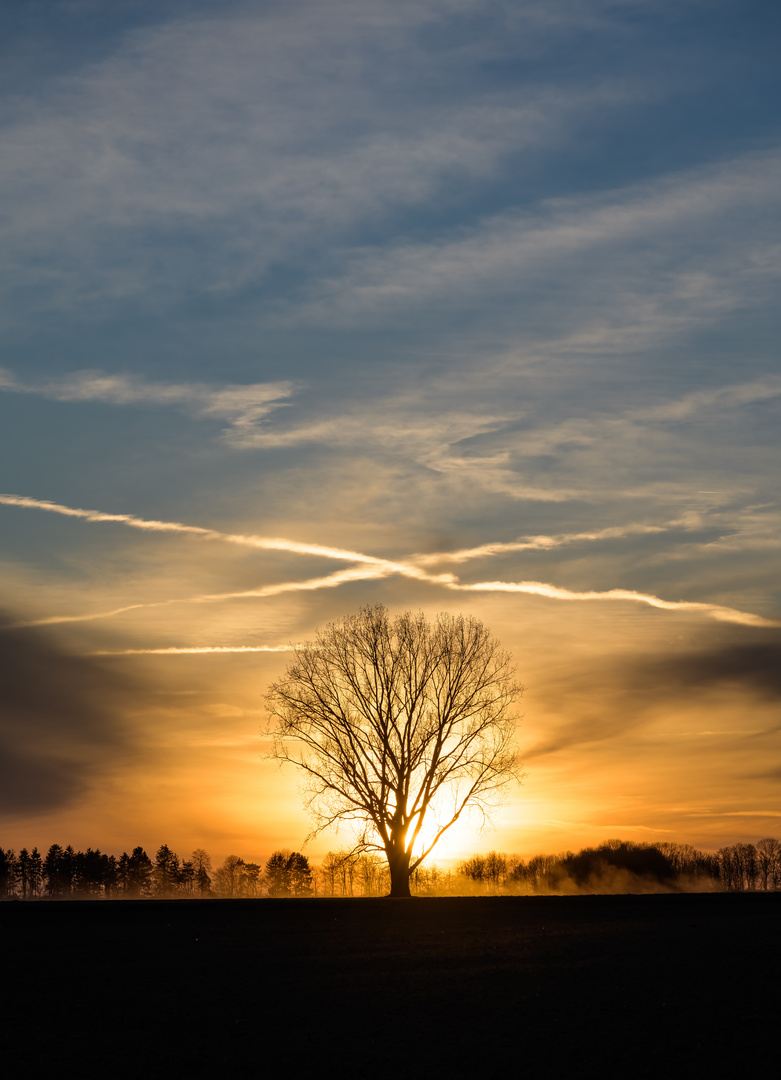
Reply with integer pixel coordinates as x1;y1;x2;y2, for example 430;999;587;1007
409;803;477;865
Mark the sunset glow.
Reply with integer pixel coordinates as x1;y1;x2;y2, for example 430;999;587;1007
1;0;779;874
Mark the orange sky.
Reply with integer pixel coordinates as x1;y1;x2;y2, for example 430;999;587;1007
3;511;779;867
1;1;780;870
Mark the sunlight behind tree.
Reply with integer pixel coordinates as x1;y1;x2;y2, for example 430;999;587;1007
266;605;524;897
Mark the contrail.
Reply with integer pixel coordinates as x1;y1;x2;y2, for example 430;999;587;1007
2;492;777;630
89;645;295;655
13;566;394;627
0;493;448;582
411;522;673;565
18;603;155;627
29;571;779;633
449;579;781;628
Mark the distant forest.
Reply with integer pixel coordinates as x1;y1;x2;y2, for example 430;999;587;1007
2;838;779;899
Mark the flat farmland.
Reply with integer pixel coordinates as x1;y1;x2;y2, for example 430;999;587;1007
2;894;778;1076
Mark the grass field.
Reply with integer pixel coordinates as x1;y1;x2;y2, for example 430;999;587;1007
2;894;778;1076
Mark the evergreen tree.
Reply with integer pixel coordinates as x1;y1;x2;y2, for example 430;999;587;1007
179;860;195;894
28;847;43;897
287;853;313;896
43;844;66;897
127;847;153;897
0;849;17;899
75;849;108;896
17;849;30;900
61;846;76;896
264;851;313;896
153;845;181;897
117;852;132;895
103;854;119;896
265;852;291;896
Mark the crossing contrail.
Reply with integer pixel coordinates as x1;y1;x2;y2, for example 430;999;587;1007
0;493;449;582
2;492;778;632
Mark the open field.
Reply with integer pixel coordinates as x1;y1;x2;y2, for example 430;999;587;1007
2;894;778;1076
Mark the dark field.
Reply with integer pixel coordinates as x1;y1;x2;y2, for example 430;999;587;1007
2;894;778;1077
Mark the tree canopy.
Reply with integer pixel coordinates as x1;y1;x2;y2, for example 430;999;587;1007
266;605;523;897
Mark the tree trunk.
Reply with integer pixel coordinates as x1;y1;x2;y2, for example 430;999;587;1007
386;846;412;898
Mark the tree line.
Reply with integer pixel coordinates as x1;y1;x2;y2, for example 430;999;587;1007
2;838;778;899
0;844;313;900
455;839;781;894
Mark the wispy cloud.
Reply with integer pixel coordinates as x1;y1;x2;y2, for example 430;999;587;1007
0;369;296;446
0;2;644;321
631;375;781;423
284;148;781;331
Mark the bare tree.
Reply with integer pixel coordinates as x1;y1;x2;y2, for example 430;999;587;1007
191;848;212;896
242;862;263;896
266;605;523;897
755;838;779;891
484;850;508;892
213;855;245;897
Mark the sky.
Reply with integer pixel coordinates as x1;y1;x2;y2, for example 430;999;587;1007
1;0;780;867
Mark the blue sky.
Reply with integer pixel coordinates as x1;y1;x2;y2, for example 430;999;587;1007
1;0;780;863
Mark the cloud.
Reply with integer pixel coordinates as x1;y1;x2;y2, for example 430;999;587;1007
646;638;781;701
282;148;781;331
0;612;139;815
525;631;781;761
14;356;769;525
0;2;647;321
630;375;781;423
386;369;781;512
0;368;296;446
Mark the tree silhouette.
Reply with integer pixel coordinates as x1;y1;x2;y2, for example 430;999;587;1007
0;848;16;899
43;845;66;897
756;838;780;891
242;862;263;896
265;851;292;896
213;855;245;897
191;849;212;896
179;859;196;894
61;846;76;895
267;605;523;897
287;852;313;896
17;848;31;899
126;847;153;897
154;845;181;896
28;847;43;897
547;841;677;891
264;851;313;896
